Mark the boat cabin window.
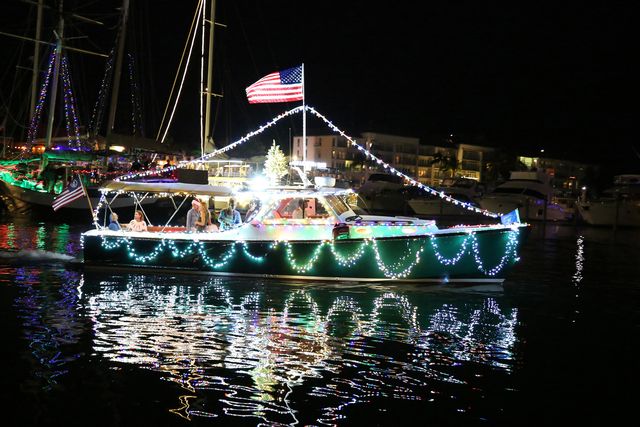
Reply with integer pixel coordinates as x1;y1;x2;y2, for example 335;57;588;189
493;187;547;200
263;197;332;221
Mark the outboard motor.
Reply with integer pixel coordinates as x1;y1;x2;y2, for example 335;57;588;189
332;223;350;240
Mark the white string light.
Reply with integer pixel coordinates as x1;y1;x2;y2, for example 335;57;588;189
109;105;503;219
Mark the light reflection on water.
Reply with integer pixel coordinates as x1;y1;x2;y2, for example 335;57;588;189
6;221;639;424
80;275;518;423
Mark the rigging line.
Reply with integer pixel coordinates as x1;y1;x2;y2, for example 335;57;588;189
0;5;34;92
3;31;34;136
67;19;106;52
155;0;204;142
72;0;104;12
0;96;28;130
139;0;158;134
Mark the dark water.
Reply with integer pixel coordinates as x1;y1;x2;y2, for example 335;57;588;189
0;215;638;426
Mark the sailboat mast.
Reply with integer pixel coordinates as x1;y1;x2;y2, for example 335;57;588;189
29;0;44;120
302;63;307;171
44;1;64;148
106;0;130;137
203;0;218;157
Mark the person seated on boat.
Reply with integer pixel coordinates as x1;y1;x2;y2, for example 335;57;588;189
39;164;57;193
130;158;142;172
196;199;217;232
108;212;122;231
292;199;305;219
244;199;261;222
186;199;202;232
127;210;148;232
218;198;242;231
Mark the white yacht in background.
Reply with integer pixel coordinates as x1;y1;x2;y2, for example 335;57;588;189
407;177;484;217
355;172;409;214
576;174;640;227
478;170;573;221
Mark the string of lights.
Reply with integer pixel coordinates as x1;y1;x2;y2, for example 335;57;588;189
60;55;83;149
97;228;521;279
27;50;56;144
110;105;501;218
89;49;115;136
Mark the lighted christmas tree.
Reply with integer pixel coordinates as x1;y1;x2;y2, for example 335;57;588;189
264;141;288;184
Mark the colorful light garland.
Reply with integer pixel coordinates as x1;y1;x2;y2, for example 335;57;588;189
27;50;56;144
60;55;83;149
97;228;521;279
89;49;115;136
127;53;143;136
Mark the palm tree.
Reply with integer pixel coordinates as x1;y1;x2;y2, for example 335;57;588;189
482;152;526;186
429;152;458;178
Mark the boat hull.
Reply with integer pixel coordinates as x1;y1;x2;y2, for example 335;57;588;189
478;195;572;222
0;178;154;217
82;226;528;283
576;200;640;227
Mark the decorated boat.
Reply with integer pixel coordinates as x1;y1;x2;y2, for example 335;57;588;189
82;177;529;283
0;152;155;215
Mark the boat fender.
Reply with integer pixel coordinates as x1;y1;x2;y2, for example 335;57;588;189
332;223;350;240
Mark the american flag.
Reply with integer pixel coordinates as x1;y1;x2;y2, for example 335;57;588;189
246;65;303;104
52;175;86;211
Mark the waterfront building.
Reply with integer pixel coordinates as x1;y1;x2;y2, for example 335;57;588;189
517;155;597;195
292;132;497;188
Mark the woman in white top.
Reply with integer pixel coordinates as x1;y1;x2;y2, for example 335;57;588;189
127;210;148;232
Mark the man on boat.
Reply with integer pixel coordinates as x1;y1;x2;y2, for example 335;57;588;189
186;199;201;232
218;198;241;231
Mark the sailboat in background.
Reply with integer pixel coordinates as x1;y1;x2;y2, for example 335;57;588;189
0;0;161;217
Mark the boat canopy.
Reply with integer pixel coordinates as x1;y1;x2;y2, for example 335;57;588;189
0;151;96;166
100;180;234;196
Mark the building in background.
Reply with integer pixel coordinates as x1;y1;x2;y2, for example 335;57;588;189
518;156;597;195
292;132;496;188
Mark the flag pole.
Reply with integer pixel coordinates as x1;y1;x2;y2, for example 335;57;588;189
302;63;307;172
79;175;95;223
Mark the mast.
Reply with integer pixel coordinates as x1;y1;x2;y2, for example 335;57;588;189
203;0;218;157
30;0;44;120
106;0;130;137
302;63;307;171
1;1;106;149
44;1;64;148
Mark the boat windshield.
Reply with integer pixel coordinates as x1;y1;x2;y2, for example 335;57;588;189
324;194;352;216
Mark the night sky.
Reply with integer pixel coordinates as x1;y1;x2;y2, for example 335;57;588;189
1;1;637;172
